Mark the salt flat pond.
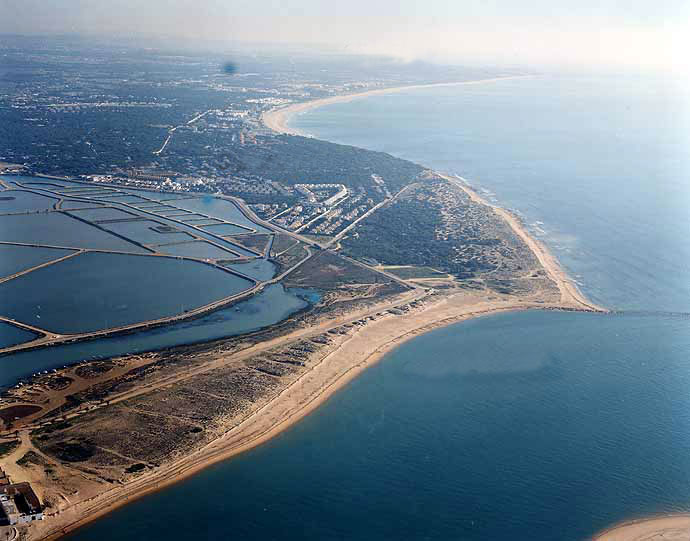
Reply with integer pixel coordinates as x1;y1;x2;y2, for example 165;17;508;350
0;175;289;354
0;244;76;278
66;207;139;221
156;240;240;259
172;196;272;233
99;219;194;245
0;320;38;349
0;212;148;252
0;252;254;334
0;284;313;388
0;189;58;213
200;222;253;236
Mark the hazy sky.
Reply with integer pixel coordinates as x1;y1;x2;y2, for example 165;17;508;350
1;1;688;72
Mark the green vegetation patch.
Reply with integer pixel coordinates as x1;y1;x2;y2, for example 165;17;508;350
50;439;96;463
17;450;48;467
284;250;394;290
124;462;147;474
341;183;497;279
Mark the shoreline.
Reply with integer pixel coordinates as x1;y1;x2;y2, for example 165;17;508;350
261;75;533;136
26;80;613;539
593;514;690;540
441;173;606;313
36;297;593;540
263;79;603;313
30;170;606;538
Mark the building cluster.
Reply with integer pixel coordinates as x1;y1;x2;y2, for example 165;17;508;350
45;101;172;112
301;188;375;236
371;174;392;198
0;162;26;173
251;202;290;219
87;172;212;193
294;184;348;206
245;97;292;107
265;182;382;238
0;466;44;526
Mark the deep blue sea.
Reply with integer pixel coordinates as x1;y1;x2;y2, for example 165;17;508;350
69;73;690;540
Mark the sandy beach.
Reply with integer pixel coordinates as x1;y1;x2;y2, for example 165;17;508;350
261;75;532;136
439;173;606;312
31;288;584;540
593;514;690;540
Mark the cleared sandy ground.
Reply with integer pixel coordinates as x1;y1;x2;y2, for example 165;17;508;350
594;515;690;541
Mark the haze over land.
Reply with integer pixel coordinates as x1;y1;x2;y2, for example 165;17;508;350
1;0;688;73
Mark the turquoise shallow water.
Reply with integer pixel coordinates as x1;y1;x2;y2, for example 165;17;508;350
62;73;690;540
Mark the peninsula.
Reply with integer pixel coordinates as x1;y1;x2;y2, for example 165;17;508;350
0;161;604;539
0;60;605;540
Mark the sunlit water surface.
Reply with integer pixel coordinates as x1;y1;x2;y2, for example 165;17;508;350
64;73;690;540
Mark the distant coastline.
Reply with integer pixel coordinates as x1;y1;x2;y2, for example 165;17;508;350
261;75;533;136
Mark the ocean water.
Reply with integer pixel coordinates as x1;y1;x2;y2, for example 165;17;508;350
68;311;690;541
294;74;690;312
64;73;690;540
